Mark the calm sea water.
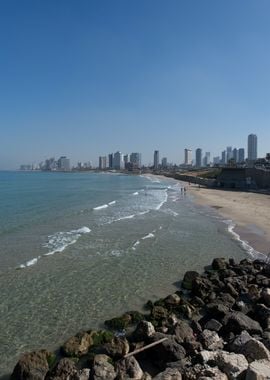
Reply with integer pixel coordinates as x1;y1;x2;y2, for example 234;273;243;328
0;171;247;376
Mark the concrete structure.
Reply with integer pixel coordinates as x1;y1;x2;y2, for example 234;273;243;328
58;156;70;171
184;149;192;165
226;146;233;161
238;148;245;163
233;148;238;163
99;156;107;170
195;148;202;167
161;157;167;168
108;153;113;169
154;150;159;170
113;151;124;170
123;154;129;169
204;152;211;166
248;134;258;162
213;156;220;165
221;150;227;165
130;153;141;168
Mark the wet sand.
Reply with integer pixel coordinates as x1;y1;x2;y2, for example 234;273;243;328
188;184;270;256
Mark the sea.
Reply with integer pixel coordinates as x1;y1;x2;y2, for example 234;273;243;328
0;170;258;377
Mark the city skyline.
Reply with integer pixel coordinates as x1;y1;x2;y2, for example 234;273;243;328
1;1;270;169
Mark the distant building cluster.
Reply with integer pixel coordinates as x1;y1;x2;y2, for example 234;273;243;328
20;133;267;173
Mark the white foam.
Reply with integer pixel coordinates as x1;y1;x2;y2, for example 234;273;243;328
18;256;41;269
132;240;141;251
108;201;116;205
155;190;168;210
142;233;155;240
163;208;179;216
110;250;121;256
132;192;139;195
93;204;108;210
223;219;266;260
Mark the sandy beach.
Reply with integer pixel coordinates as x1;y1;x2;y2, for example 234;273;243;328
188;184;270;256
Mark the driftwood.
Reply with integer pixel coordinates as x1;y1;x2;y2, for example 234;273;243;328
123;337;168;359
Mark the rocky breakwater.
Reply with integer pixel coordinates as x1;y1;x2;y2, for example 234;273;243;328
10;257;270;380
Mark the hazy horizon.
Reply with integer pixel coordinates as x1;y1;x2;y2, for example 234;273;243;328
1;1;270;169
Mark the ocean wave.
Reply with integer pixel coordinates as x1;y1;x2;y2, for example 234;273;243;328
155;190;168;210
93;204;108;210
108;201;116;205
132;240;140;251
162;208;179;216
223;219;266;260
142;232;155;240
19;256;41;269
132;192;139;195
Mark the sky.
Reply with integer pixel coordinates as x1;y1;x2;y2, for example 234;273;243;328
1;0;270;169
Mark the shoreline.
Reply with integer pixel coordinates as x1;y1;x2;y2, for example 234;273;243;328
186;183;270;257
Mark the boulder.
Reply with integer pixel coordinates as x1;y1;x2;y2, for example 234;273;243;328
152;367;182;379
197;366;228;379
200;329;223;351
151;306;168;320
133;321;155;341
75;369;91;380
228;330;252;352
206;303;229;320
62;331;94;357
212;258;227;270
204;319;223;332
148;333;186;364
214;351;248;379
239;338;270;363
104;337;129;359
48;358;78;379
182;271;199;290
261;288;270;307
115;356;144;380
91;354;116;380
10;350;52;380
223;312;263;335
245;359;270;380
192;277;213;299
174;320;194;344
164;294;181;306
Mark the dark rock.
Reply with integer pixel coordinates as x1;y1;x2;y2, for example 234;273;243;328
10;350;52;380
174;320;194;344
91;354;116;380
236;337;270;363
192;277;213;299
48;358;78;379
164;294;181;306
228;330;252;353
62;331;95;357
206;303;230;320
212;258;227;270
148;333;186;364
225;283;238;298
182;271;199;290
261;287;270;307
115;356;143;380
251;303;270;330
222;312;263;335
152;368;182;379
190;296;205;308
105;314;132;330
200;329;223;351
197;366;228;379
133;321;155;342
103;337;129;359
204;319;222;332
151;306;168;320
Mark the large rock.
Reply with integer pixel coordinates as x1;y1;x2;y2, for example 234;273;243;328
115;356;143;379
245;359;270;380
204;319;222;332
152;367;182;379
261;288;270;307
104;337;129;359
174;320;194;343
10;350;52;380
239;338;270;363
149;333;186;364
212;258;227;270
182;271;199;290
223;312;263;335
91;354;116;380
62;331;94;357
192;277;213;299
133;321;155;341
197;366;228;379
200;329;224;351
229;330;252;352
151;306;168;320
48;357;77;379
164;294;181;306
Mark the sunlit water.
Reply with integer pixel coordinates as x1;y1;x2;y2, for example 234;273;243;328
0;171;247;376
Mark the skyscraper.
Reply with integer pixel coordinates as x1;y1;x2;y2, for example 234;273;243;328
161;157;167;168
233;148;238;163
154;150;159;169
195;148;202;167
113;151;124;170
130;153;142;168
221;150;227;165
204;152;211;166
238;148;245;163
184;149;192;165
248;134;257;161
108;153;113;169
99;156;107;169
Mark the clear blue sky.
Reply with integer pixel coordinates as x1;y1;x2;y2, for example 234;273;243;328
1;0;270;168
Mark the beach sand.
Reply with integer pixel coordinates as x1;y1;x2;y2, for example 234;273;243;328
187;184;270;256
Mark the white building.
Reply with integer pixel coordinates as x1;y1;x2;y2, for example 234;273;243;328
113;151;124;170
99;156;107;169
184;149;192;165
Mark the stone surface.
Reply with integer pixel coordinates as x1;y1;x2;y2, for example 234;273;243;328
246;359;270;380
115;356;144;380
152;367;182;379
198;365;228;380
215;351;248;379
164;294;181;306
104;336;129;359
200;329;224;351
241;338;270;363
182;271;199;290
212;258;227;270
91;354;116;380
10;350;51;380
262;288;270;307
149;333;186;363
62;331;94;357
204;319;223;332
49;358;78;379
133;321;155;341
174;320;194;343
229;330;252;352
223;312;263;335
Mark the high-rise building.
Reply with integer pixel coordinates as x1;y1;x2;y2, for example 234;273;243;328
154;150;159;169
195;148;202;167
58;156;70;171
108;153;114;169
248;134;257;161
113;151;124;170
161;157;167;168
213;156;220;165
226;147;233;161
184;149;192;165
99;156;107;170
123;154;129;169
130;153;142;168
221;150;227;165
238;148;245;163
233;148;238;163
204;152;211;166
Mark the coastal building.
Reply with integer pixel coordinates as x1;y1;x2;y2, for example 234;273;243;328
221;150;227;165
130;153;142;168
213;156;220;165
154;150;159;170
184;149;192;165
57;156;70;171
113;151;124;170
161;157;167;168
238;148;245;163
124;154;129;169
248;134;258;162
203;152;211;167
226;147;233;161
108;153;114;169
195;148;202;167
99;156;107;170
233;148;238;163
